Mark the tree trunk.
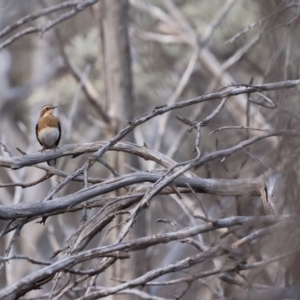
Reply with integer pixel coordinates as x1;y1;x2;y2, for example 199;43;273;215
99;1;147;298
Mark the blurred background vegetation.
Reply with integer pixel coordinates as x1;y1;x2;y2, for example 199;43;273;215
1;0;300;299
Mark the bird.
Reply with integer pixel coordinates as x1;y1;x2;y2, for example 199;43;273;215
36;105;61;166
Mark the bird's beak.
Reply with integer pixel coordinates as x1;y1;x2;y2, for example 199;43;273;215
52;106;57;109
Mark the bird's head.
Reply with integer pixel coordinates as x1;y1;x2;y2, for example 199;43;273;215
40;105;57;117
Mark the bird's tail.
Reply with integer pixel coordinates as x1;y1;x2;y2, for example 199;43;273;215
47;159;56;167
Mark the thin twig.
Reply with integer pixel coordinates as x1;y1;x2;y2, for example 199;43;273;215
0;0;99;50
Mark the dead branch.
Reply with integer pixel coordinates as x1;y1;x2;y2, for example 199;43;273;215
0;0;99;50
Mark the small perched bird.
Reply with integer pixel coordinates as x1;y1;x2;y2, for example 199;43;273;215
36;105;61;166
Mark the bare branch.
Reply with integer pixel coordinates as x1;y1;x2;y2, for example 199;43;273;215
0;172;266;220
0;0;99;50
0;0;82;39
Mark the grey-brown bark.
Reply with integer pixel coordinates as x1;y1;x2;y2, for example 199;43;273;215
100;0;144;297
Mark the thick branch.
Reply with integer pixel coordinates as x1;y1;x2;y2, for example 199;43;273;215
0;172;263;220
